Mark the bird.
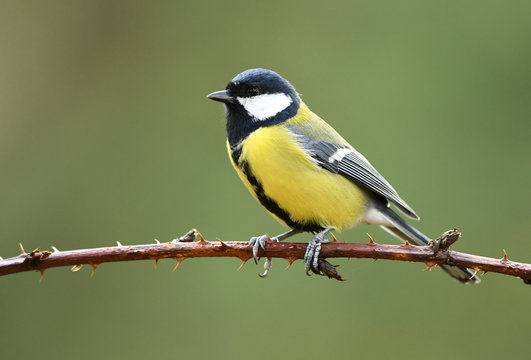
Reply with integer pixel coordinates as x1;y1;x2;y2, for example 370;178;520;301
207;68;479;283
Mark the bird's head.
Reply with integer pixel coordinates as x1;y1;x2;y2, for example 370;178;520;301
208;68;301;145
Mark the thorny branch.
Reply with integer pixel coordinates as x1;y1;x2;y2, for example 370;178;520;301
0;229;530;284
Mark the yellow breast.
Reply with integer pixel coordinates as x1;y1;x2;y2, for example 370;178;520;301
230;125;367;231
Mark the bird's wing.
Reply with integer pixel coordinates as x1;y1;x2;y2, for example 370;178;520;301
286;115;419;220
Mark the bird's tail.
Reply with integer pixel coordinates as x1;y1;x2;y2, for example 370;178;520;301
379;207;480;284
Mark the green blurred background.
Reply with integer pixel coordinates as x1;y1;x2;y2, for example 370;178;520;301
1;1;530;359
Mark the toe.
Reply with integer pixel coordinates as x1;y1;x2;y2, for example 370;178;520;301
304;242;315;274
252;240;261;263
249;235;268;264
312;242;321;270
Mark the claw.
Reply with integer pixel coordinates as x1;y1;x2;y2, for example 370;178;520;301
249;234;268;264
259;258;272;278
304;227;333;276
71;264;83;272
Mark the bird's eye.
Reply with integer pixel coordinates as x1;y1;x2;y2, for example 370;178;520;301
248;87;260;97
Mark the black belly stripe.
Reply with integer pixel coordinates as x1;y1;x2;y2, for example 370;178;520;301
238;158;323;232
230;145;242;165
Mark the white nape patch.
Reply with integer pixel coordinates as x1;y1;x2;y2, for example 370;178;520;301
237;93;292;121
327;148;352;163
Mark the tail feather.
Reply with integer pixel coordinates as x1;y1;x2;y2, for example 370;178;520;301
380;208;480;284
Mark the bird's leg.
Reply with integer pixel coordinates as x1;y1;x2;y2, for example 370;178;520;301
249;229;303;277
304;227;334;275
249;229;302;262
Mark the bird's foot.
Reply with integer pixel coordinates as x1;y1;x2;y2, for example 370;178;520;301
248;234;276;278
304;227;334;275
248;229;302;278
248;234;272;264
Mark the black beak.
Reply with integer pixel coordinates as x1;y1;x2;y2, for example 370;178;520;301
207;90;235;103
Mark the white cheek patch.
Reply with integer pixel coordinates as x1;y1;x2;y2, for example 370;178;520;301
237;93;293;121
328;148;352;163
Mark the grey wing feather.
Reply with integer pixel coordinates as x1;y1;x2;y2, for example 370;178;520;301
288;126;419;220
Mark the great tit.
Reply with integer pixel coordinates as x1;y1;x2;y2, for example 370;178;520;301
208;68;478;283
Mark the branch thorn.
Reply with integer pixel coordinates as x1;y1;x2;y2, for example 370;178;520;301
19;243;25;254
173;258;184;271
116;241;123;247
51;246;61;253
330;232;339;243
237;259;247;270
469;267;480;281
284;258;296;270
154;239;160;244
402;240;411;247
217;239;228;248
0;256;3;261
39;269;45;283
481;270;488;276
71;264;83;272
154;259;158;269
197;232;207;244
424;262;437;271
502;249;508;262
366;233;375;245
90;264;99;278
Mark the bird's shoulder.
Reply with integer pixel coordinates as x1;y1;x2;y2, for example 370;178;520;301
284;102;348;146
283;103;419;219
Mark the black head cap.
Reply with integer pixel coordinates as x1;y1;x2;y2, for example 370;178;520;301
226;68;300;101
208;68;301;145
